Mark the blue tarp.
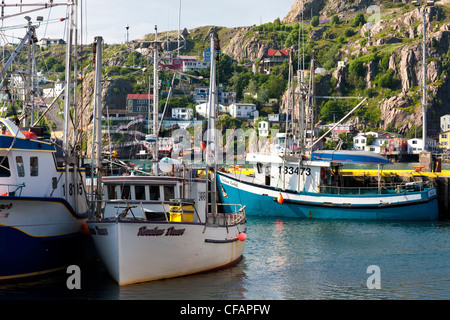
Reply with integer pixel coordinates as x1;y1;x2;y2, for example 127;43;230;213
311;150;392;165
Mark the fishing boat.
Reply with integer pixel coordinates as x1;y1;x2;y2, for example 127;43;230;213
0;118;91;281
217;148;438;220
0;2;93;281
216;51;438;221
87;33;246;286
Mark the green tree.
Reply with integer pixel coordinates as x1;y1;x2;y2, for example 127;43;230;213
217;53;233;83
366;134;375;146
344;28;356;37
352;13;366;27
311;16;319;27
377;68;398;88
381;53;390;72
331;15;339;25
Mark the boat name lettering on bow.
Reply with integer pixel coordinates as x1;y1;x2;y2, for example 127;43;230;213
89;226;108;236
0;203;12;211
165;226;185;236
220;177;238;187
137;226;165;236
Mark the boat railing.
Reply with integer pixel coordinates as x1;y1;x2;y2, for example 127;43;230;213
319;180;431;195
0;182;26;196
216;203;246;226
90;199;246;226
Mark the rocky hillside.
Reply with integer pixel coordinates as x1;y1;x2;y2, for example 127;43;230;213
49;0;450;147
221;0;450;138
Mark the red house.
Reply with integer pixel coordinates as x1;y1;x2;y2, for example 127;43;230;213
261;49;289;74
159;55;196;71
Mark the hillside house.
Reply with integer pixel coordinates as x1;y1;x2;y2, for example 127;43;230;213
353;132;392;153
203;47;222;62
439;131;450;150
258;121;269;137
261;49;289;74
160;55;196;71
228;103;257;119
195;103;227;118
407;138;424;154
317;123;356;139
38;38;66;48
193;87;236;105
171;107;193;120
183;60;210;72
126;94;154;117
440;114;450;132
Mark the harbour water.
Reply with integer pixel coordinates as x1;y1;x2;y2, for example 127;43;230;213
1;216;449;301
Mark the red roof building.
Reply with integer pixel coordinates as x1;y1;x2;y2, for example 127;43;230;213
262;49;290;74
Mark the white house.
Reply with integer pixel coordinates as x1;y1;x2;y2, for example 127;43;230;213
228;103;257;119
38;38;66;48
42;82;65;98
440;114;450;132
258;121;269;137
183;60;210;72
407;138;423;154
195;103;227;118
353;132;389;153
171;108;193;120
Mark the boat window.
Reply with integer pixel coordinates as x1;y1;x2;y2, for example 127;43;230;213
30;157;38;176
163;186;174;201
0;156;10;177
120;185;131;200
135;185;146;200
16;156;24;177
107;185;117;200
256;162;263;174
149;186;160;200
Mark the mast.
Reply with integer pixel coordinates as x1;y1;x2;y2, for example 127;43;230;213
63;1;73;153
205;33;218;222
152;26;160;176
93;36;103;209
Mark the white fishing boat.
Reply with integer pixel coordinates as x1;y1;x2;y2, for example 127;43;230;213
0;2;93;281
87;33;246;285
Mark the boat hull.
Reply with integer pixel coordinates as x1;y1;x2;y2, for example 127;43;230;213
217;173;439;221
0;198;92;281
87;219;246;285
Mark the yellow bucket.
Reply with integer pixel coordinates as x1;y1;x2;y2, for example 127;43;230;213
169;204;194;222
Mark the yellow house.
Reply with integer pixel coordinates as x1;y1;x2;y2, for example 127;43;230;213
439;130;450;150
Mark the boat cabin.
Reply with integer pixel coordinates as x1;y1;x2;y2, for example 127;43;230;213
101;175;207;221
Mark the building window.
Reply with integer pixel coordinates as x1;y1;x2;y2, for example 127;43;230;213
30;157;38;176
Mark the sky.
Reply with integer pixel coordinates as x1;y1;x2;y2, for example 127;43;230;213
2;0;295;45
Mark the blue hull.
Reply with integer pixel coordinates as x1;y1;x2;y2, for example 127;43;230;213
0;226;94;280
217;173;439;221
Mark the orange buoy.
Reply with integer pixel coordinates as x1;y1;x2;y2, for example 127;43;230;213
277;193;284;204
238;232;247;242
81;222;90;235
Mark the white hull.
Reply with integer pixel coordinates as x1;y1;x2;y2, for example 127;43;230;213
88;219;246;285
